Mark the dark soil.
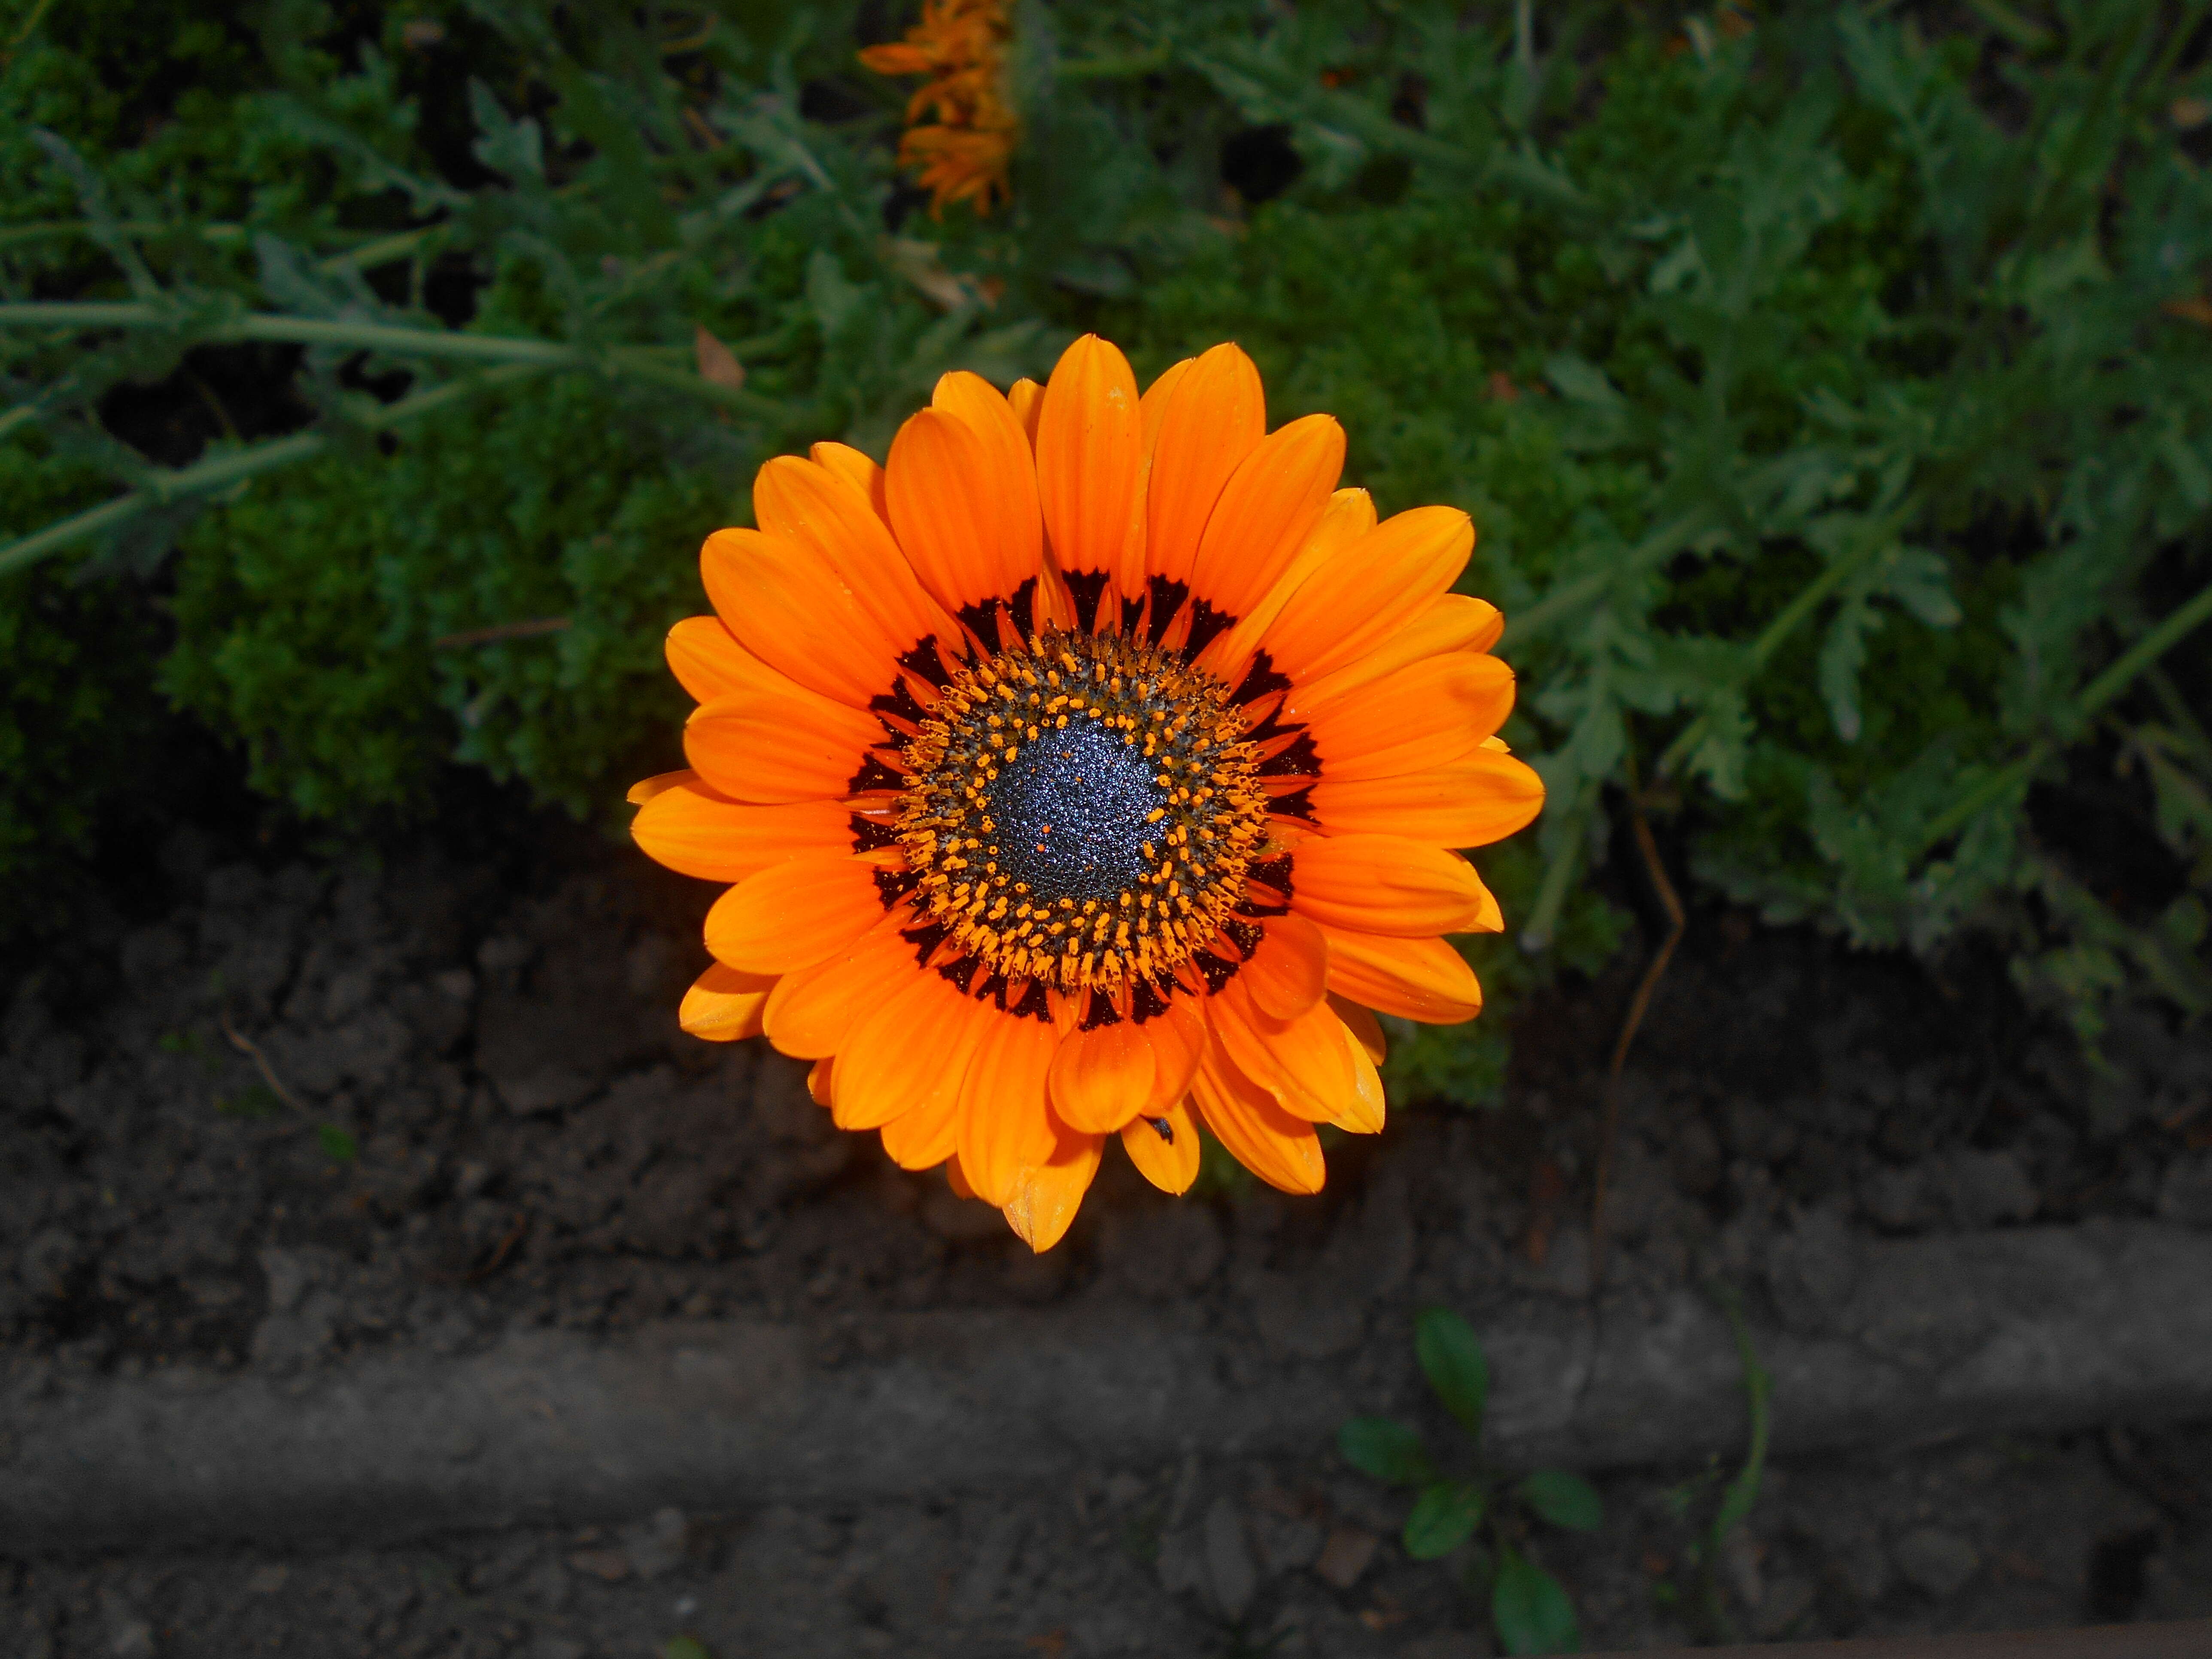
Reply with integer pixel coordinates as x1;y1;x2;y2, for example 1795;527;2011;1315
4;818;2212;1656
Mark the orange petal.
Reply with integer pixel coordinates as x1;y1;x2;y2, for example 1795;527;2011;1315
807;1057;835;1106
1190;1037;1325;1195
700;527;903;708
1047;1018;1156;1134
1258;506;1474;684
1303;652;1517;781
1288;594;1505;714
925;370;1046;603
1310;748;1545;848
1183;413;1343;623
627;769;690;807
666;615;860;711
1142;994;1211;1114
1332;1012;1388;1134
633;779;854;883
1003;1124;1105;1252
1119;1097;1201;1194
878;992;992;1169
886;407;1038;615
1328;993;1388;1063
684;686;887;804
755;454;960;651
1240;912;1330;1021
1195;487;1377;683
1318;926;1484;1023
1143;343;1266;588
665;615;768;705
659;619;747;708
703;854;892;975
1291;835;1500;936
840;969;988;1135
1209;979;1363;1127
1006;377;1044;447
1139;356;1196;453
955;1010;1061;1206
678;962;773;1042
1036;334;1146;599
808;441;890;524
760;915;918;1061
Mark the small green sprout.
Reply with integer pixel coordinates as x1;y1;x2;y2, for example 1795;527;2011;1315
1339;1308;1601;1656
214;1083;284;1120
315;1124;359;1163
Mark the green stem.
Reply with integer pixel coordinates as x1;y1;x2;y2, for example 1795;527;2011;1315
1518;786;1590;952
1654;510;1907;780
1918;571;2212;851
1056;46;1173;80
0;491;155;579
599;345;808;425
1513;512;1710;639
0;301;153;327
2078;576;2212;717
0;302;800;419
231;313;577;364
314;227;433;274
0;362;548;581
0;221;422;266
1917;746;2044;852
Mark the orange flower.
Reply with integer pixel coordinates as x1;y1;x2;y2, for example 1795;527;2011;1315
630;337;1544;1250
859;0;1016;214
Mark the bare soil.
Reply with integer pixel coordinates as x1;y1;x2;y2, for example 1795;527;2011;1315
4;819;2210;1656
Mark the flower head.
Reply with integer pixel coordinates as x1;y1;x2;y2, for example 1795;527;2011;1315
859;0;1016;215
630;336;1544;1249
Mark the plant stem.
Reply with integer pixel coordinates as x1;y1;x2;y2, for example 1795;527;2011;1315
1518;784;1590;952
1918;572;2212;850
0;363;547;580
1057;46;1173;80
1588;790;1684;1295
0;303;805;420
1513;511;1709;639
1656;497;1915;780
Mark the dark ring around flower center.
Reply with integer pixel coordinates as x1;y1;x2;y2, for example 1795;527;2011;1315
894;627;1273;995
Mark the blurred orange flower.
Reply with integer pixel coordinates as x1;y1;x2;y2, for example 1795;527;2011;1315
860;0;1016;215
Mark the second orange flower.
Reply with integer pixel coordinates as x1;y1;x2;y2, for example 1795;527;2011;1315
859;0;1017;215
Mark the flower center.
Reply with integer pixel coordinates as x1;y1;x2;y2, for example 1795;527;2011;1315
898;628;1268;992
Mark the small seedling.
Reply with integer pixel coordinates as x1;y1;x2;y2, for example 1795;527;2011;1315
1339;1308;1600;1655
1657;1285;1773;1644
315;1123;359;1163
215;1083;285;1120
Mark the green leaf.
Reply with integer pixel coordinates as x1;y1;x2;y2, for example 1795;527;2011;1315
1492;1548;1580;1655
1337;1416;1434;1486
1402;1480;1486;1559
1414;1307;1488;1435
662;1639;713;1659
1516;1470;1603;1532
315;1123;358;1162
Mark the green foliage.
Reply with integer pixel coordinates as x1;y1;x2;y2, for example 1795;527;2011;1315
1655;1287;1774;1644
1493;1546;1581;1656
1415;1303;1491;1434
5;0;2212;1085
1340;1308;1597;1653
